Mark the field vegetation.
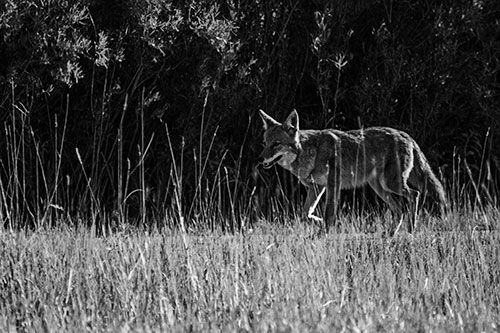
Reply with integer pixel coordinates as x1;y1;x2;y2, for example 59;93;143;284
1;0;500;332
1;213;499;332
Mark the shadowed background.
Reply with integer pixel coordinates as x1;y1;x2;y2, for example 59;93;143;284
0;0;498;229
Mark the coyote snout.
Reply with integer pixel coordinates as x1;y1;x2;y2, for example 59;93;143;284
257;151;282;169
258;109;448;233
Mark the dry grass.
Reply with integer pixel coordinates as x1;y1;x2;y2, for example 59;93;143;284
1;211;499;333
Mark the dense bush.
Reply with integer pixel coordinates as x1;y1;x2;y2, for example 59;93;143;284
0;0;499;228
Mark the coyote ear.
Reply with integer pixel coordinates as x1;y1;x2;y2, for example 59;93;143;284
283;110;299;131
259;109;281;130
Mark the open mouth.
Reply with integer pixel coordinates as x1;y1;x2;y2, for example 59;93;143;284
262;155;282;169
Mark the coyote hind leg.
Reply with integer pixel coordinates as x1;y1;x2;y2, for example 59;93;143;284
368;178;403;234
368;175;420;234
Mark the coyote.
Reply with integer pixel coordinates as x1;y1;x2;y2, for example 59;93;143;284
258;109;447;233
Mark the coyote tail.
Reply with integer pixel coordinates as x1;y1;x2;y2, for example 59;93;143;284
414;149;449;216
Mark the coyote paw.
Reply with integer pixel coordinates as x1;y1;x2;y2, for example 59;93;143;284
307;213;323;223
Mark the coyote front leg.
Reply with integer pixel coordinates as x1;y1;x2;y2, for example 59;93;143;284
303;185;325;222
325;155;341;232
325;186;341;233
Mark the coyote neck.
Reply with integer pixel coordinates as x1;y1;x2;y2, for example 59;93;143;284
279;141;320;185
277;151;298;170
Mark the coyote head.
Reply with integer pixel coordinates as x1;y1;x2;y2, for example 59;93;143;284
258;110;300;169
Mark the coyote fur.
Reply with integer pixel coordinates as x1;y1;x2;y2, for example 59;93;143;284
258;109;447;233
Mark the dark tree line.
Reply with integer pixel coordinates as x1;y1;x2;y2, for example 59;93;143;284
1;0;499;228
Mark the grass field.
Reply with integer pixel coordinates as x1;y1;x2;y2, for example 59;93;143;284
1;210;499;332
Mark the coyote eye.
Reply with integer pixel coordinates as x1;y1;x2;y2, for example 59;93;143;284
270;142;281;149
